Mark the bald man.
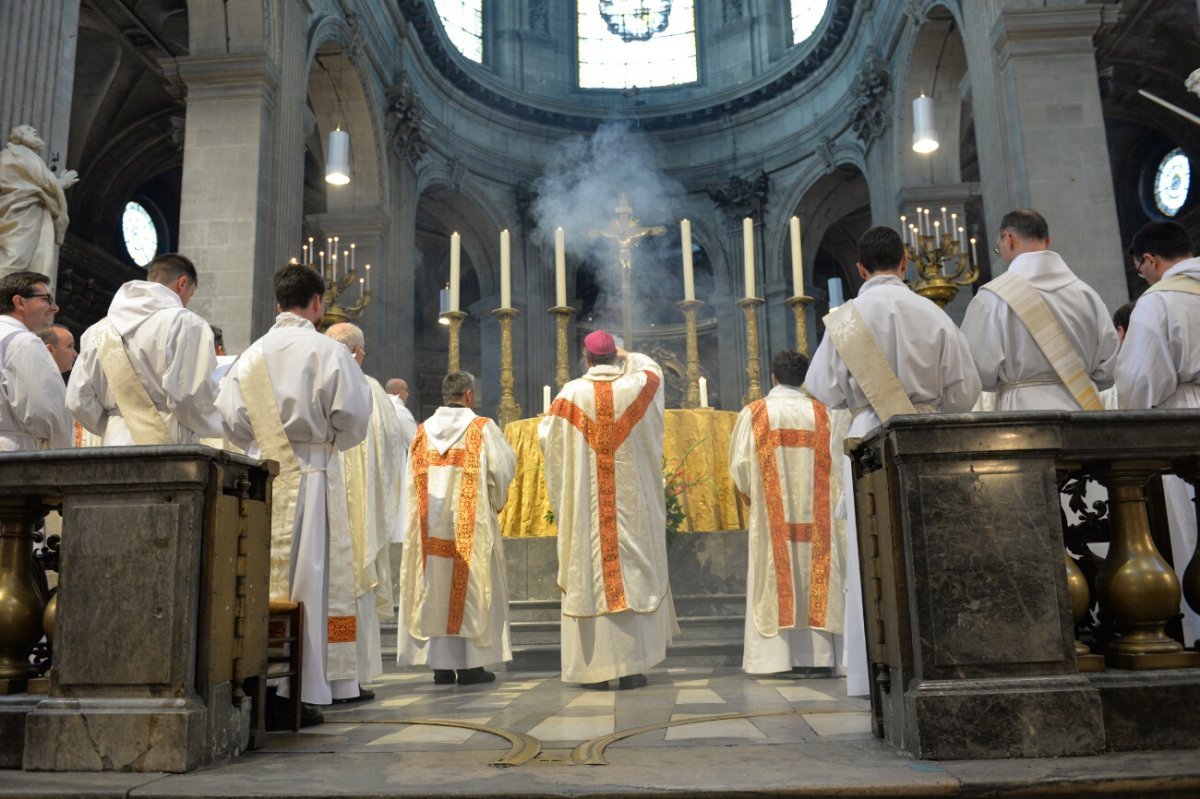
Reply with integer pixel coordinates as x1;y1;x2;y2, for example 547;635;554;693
37;324;76;374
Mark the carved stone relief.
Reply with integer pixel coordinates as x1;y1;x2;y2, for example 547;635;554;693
707;170;769;223
385;74;429;166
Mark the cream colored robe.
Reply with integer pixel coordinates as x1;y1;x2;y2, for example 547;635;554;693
0;314;72;450
0;140;68;277
398;406;515;670
729;384;844;674
538;352;678;683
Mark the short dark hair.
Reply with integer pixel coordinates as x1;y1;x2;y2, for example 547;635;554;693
858;226;905;273
771;350;809;387
585;350;617;367
1112;302;1135;333
275;264;326;311
1128;221;1194;262
442;370;475;403
147;253;198;287
209;325;224;348
0;271;51;314
999;209;1050;242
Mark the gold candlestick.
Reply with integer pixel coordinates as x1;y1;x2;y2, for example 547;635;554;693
443;310;467;372
549;305;575;390
491;308;522;427
677;299;704;408
737;297;765;405
785;294;813;356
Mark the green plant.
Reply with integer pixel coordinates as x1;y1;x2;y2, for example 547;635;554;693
662;437;714;546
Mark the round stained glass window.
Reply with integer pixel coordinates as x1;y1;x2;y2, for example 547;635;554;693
122;201;158;266
1154;148;1190;217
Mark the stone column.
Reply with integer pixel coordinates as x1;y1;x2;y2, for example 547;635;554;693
521;236;559;415
383;159;418;392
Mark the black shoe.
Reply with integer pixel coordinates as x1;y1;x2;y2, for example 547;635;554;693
456;667;496;685
299;703;324;728
433;669;456;685
332;685;376;705
790;666;833;678
618;673;647;690
581;680;610;690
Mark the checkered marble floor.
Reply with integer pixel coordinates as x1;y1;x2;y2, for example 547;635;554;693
264;667;872;756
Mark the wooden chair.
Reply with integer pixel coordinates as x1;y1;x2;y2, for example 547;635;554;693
267;600;304;731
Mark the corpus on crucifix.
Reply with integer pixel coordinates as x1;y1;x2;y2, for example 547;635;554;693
585;193;666;348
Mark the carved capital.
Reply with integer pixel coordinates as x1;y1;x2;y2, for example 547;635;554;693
385;73;429;166
707;170;769;224
849;49;891;144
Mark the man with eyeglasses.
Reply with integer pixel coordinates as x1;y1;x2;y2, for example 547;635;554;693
67;253;221;445
0;270;72;450
960;208;1118;412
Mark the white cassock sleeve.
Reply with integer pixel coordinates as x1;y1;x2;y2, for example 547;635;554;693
1116;296;1177;409
727;406;753;500
939;325;983;412
328;350;371;452
484;419;517;513
960;292;1008;393
162;312;222;439
65;326;107;438
215;360;254;452
6;335;72;448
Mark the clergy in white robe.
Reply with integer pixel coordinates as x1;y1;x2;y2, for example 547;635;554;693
807;226;981;697
539;331;678;689
216;265;371;708
67;255;220;445
386;377;418;545
0;271;72;450
1116;221;1200;646
961;209;1118;411
729;350;844;675
398;370;515;684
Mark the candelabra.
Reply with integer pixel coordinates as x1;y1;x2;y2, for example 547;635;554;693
443;310;467;372
492;308;522;427
677;299;704;408
903;208;979;308
549;305;574;390
737;297;765;405
299;237;372;330
785;294;814;356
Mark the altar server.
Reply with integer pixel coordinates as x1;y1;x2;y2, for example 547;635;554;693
1116;220;1200;646
730;350;843;675
68;253;221;445
385;377;418;544
961;209;1118;411
807;226;980;696
0;270;72;450
398;370;515;685
216;264;371;719
539;331;678;689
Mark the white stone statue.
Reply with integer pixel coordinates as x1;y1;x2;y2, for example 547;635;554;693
0;125;78;280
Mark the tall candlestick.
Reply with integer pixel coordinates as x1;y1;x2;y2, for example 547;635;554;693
681;219;695;301
699;376;708;409
790;216;804;296
500;229;512;309
554;226;567;307
449;232;461;312
743;217;755;299
543;385;552;414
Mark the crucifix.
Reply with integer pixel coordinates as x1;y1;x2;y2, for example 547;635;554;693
585;193;666;349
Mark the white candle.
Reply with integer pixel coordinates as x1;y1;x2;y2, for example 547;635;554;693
500;229;511;309
350;243;355;273
302;243;308;263
681;219;695;301
698;376;708;408
365;263;370;291
555;227;566;307
449;232;461;312
970;237;978;266
743;217;755;299
543;385;552;414
923;208;931;236
359;277;364;298
790;216;804;296
941;207;949;231
914;207;923;236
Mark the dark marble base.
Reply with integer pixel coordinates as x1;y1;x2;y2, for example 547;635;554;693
904;676;1105;760
0;695;41;769
1089;669;1200;751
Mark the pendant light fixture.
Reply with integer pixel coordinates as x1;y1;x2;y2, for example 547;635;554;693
325;127;350;185
912;94;939;154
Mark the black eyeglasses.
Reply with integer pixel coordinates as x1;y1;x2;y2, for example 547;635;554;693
23;293;55;305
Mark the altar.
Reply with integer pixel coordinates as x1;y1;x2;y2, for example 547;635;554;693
499;408;746;537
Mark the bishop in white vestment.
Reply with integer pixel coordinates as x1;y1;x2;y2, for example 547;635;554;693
0;271;72;450
539;331;678;689
67;255;220;445
398;370;515;684
807;227;981;696
1116;221;1200;646
730;350;844;675
216;265;371;708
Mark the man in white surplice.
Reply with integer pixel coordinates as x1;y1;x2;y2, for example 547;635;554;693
385;377;418;545
1116;220;1200;647
539;330;678;690
326;323;402;698
0;270;72;450
807;226;981;697
730;349;844;675
216;265;370;723
961;209;1118;411
67;254;221;445
398;370;515;685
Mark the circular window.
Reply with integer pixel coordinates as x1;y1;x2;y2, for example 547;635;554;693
122;200;159;266
792;0;831;45
1153;148;1190;217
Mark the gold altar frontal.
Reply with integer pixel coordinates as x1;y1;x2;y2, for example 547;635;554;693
500;408;746;537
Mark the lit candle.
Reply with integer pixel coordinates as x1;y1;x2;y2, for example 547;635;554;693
923;208;931;236
958;226;965;252
308;237;314;263
331;250;337;282
365;263;370;291
359;277;364;299
543;385;551;414
350;243;356;273
970;237;978;266
915;207;923;236
941;206;949;231
681;219;695;301
743;217;755;299
319;250;325;269
500;228;511;309
555;226;567;307
449;232;461;312
790;216;804;296
302;243;308;263
698;376;708;409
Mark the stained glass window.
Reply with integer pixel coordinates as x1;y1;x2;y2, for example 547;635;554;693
1154;147;1190;217
434;0;483;63
791;0;829;45
578;0;697;89
122;201;158;267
